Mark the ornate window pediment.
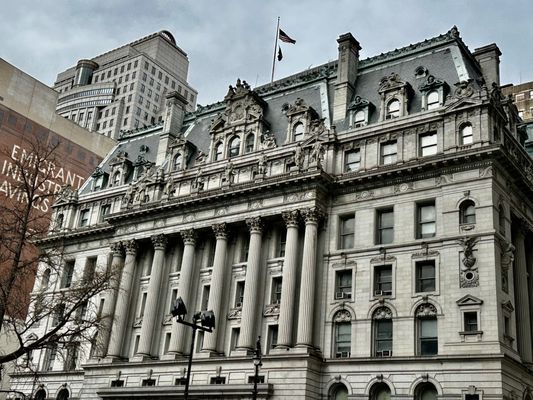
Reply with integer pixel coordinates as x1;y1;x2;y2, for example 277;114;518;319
419;74;449;111
378;72;413;121
208;79;269;161
91;167;108;192
167;135;195;172
107;150;132;188
456;294;483;306
348;95;373;128
285;97;320;143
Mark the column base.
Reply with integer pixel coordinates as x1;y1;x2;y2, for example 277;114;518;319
129;354;154;362
160;353;185;361
232;348;252;357
270;345;292;355
196;350;224;359
293;344;322;357
102;355;127;364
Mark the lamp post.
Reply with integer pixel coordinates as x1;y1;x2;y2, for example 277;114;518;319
252;336;262;400
171;297;215;400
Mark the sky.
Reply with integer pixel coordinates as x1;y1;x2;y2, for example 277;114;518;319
2;0;533;106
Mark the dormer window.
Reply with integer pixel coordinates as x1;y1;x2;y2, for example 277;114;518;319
173;154;182;171
293;122;304;141
386;99;400;119
112;171;121;186
94;175;104;191
228;136;241;157
245;133;255;153
427;91;440;110
214;142;223;161
354;110;365;126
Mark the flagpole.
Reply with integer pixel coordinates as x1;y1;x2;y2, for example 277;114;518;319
270;16;280;83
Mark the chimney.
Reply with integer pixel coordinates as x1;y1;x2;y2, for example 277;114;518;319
156;91;188;165
333;33;361;122
473;44;502;87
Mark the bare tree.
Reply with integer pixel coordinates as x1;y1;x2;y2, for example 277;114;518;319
0;134;114;366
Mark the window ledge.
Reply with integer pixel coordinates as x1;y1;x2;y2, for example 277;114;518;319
459;223;476;232
460;330;483;335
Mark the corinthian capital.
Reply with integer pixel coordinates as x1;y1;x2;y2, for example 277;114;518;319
282;210;300;227
180;229;197;245
124;239;138;255
151;234;168;250
212;223;228;239
246;217;263;233
110;241;124;257
301;207;325;224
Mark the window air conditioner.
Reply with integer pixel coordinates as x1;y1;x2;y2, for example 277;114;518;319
335;292;345;300
374;290;383;296
377;350;392;357
335;351;350;358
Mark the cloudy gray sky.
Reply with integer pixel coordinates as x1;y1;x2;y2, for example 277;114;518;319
2;0;532;106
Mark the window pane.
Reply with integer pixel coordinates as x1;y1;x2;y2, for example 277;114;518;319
380;211;394;228
420;205;435;222
421;319;437;337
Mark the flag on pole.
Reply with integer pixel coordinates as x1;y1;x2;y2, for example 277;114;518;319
279;29;296;44
277;46;283;61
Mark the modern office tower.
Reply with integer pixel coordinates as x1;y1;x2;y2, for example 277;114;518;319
53;30;198;139
10;27;533;400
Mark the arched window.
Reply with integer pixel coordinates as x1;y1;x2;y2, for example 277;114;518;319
329;383;348;400
416;304;438;356
41;269;51;290
173;153;182;171
214;142;223;161
35;389;46;400
460;200;476;224
293;122;304;141
369;382;391;400
386;99;400;119
426;91;439;110
57;388;69;400
112;171;121;186
373;307;393;357
333;310;351;358
414;382;438;400
499;204;506;234
228;136;241;157
245;133;255;153
354;110;365;126
460;124;473;145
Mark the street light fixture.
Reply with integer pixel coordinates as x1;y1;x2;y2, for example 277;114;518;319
171;297;215;400
252;336;262;400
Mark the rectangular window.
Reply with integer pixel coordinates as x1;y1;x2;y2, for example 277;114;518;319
374;265;392;296
417;202;436;238
133;335;140;354
52;303;65;326
169;288;178;313
377;208;394;244
43;345;57;371
248;375;265;384
465;395;479;400
111;380;125;387
339;215;355;249
61;260;75;288
201;285;210;311
79;209;90;227
164;332;172;354
375;320;392;356
240;236;250;262
419;318;438;355
335;323;351;356
210;377;226;385
344;149;361;172
139;292;147;317
420;132;437;156
230;327;240;351
271;277;282;304
83;257;97;282
380;140;397;165
277;228;286;258
234;281;245;308
142;379;156;387
464;311;478;332
268;325;278;350
416;261;436;293
335;270;352;299
171;81;176;89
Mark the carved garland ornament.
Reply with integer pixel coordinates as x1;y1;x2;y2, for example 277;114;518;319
415;303;437;318
333;310;352;323
373;306;392;320
458;236;479;288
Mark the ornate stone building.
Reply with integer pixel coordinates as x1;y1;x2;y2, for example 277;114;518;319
9;27;533;399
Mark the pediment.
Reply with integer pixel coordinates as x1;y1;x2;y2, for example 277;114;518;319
53;185;78;207
456;294;483;306
443;97;481;113
501;300;514;313
285;98;318;118
348;95;372;110
379;72;409;93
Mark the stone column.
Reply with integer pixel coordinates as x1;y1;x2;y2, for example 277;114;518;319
277;210;300;348
136;234;167;356
96;242;124;357
237;217;263;351
513;224;533;363
296;207;323;347
168;229;197;355
107;240;138;358
203;223;228;353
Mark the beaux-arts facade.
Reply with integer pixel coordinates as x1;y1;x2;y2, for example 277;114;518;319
10;27;533;399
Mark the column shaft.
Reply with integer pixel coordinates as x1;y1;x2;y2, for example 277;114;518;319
296;208;321;347
137;234;167;356
107;240;137;358
96;242;124;357
203;223;228;352
277;210;300;348
169;230;197;355
238;218;263;350
514;227;532;363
